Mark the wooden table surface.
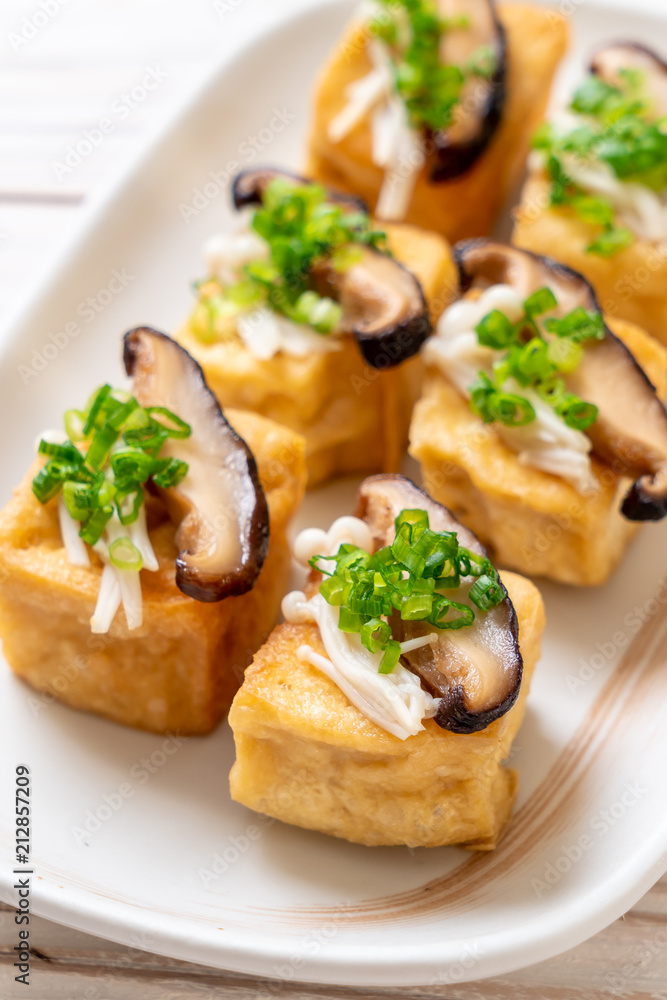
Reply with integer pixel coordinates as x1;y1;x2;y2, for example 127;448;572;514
1;0;667;997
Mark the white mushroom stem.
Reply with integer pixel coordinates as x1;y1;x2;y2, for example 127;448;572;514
423;283;598;493
326;36;425;223
283;518;441;740
129;504;159;572
90;563;122;635
284;591;440;741
57;495;90;567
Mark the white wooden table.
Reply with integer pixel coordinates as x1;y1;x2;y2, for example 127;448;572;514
1;0;666;996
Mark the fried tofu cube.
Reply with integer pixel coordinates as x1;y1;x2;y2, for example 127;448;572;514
176;223;457;488
513;172;667;347
307;4;568;243
410;318;667;586
228;572;544;850
0;410;306;734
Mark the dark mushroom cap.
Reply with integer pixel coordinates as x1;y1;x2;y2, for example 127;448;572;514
231;167;369;214
454;240;667;521
590;42;667;117
231;167;432;369
356;474;522;734
123;327;269;601
428;0;507;182
311;247;431;368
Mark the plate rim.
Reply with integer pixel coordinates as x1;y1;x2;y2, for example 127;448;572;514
1;0;667;987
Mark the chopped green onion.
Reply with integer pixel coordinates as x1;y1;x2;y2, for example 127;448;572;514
152;457;189;489
108;536;143;572
469;287;601;434
391;526;426;576
361;618;391;654
64;409;86;441
469;574;504;611
545;307;604;343
115;484;144;525
475;310;516;349
429;597;475;630
400;594;434;620
395;509;429;542
320;575;345;605
379;640;401;674
338;607;364;633
83;384;112;435
63;480;94;520
38;439;83;464
32;466;63;504
586;227;634;257
490;392;536;427
123;423;168;453
110;449;155;482
79;505;113;545
546;338;583;373
555;394;598;431
315;508;507;672
524;286;557;318
85;426;119;469
107;397;140;431
32;383;191;558
146;407;191;439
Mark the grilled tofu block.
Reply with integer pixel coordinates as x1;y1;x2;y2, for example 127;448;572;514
410;317;667;585
0;410;305;734
307;3;568;244
228;571;544;850
176;223;456;488
514;172;667;347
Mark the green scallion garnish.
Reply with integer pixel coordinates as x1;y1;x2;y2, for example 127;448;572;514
193;178;386;343
532;64;667;256
467;288;600;433
31;385;192;546
108;536;143;572
311;508;504;674
369;0;495;135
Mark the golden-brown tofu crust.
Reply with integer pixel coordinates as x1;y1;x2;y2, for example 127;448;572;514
176;223;457;488
0;409;306;735
306;4;569;243
410;317;667;586
228;572;544;850
513;172;667;347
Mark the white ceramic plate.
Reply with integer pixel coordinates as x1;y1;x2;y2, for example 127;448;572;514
2;0;667;987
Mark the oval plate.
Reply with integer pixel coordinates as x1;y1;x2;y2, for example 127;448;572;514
1;0;667;987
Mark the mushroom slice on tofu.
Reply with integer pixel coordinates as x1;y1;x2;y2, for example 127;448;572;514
232;166;432;368
356;475;522;734
429;0;506;181
123;327;269;601
231;167;368;213
455;240;667;521
590;43;667;118
311;247;431;368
